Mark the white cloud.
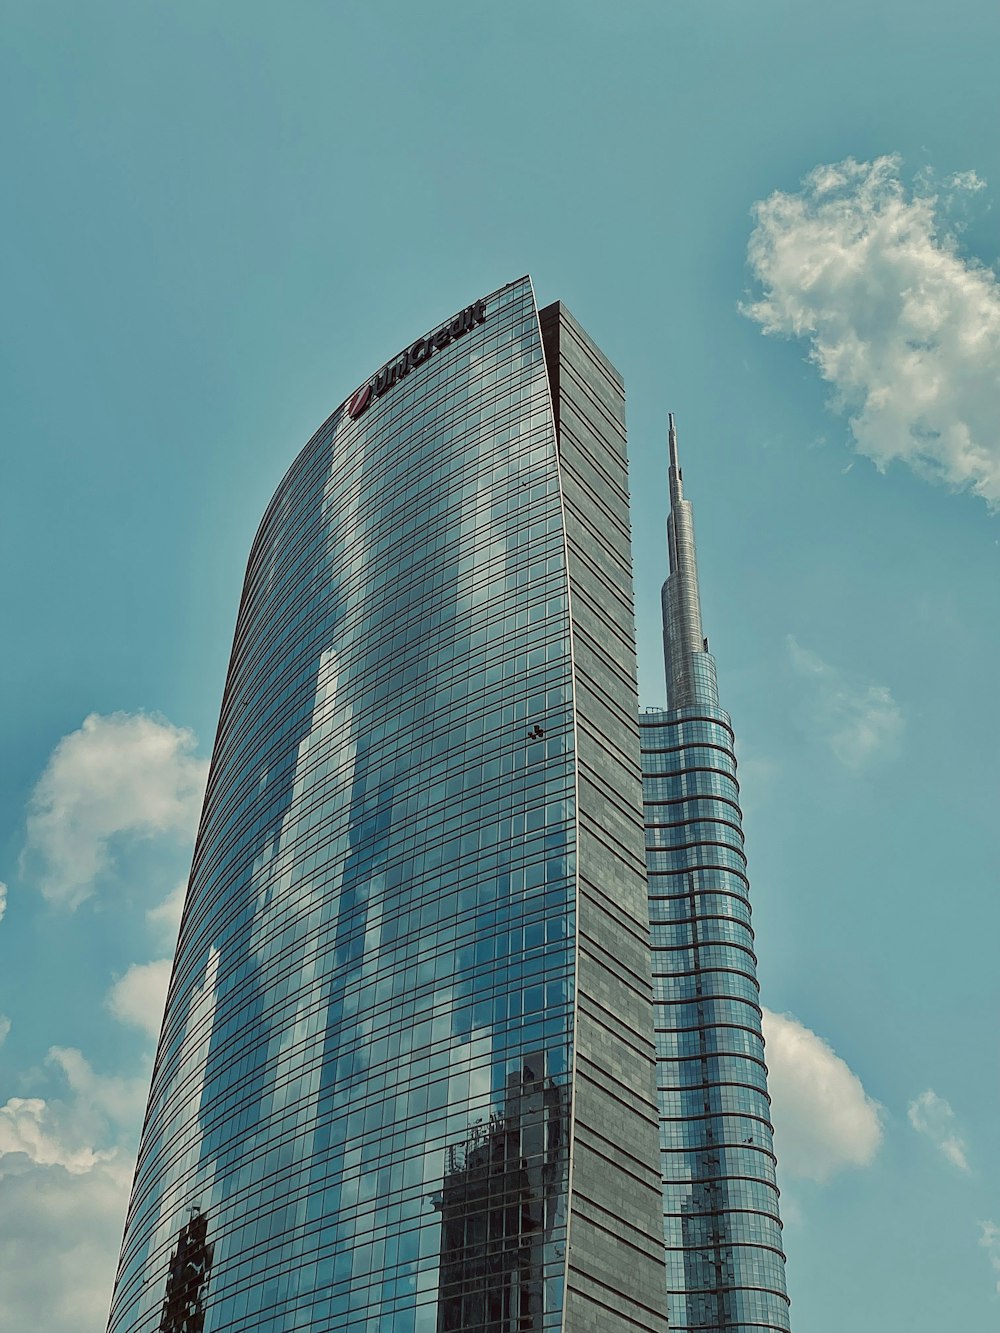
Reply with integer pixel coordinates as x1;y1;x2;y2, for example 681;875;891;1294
0;1045;149;1331
0;1015;10;1047
947;169;986;193
978;1220;1000;1294
744;155;1000;507
762;1008;884;1183
147;879;188;937
0;1097;111;1174
47;1046;150;1130
908;1088;970;1171
23;711;208;908
787;636;903;767
0;879;7;922
0;1046;146;1176
107;959;172;1039
0;1154;134;1333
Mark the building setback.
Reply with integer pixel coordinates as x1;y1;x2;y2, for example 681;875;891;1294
641;416;791;1330
107;278;670;1333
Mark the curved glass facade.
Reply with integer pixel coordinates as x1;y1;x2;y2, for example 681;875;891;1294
107;279;669;1333
641;416;790;1332
642;706;790;1332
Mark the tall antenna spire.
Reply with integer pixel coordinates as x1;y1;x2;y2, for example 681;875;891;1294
668;411;681;497
661;415;719;709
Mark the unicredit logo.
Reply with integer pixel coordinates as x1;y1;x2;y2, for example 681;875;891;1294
346;383;372;418
346;297;488;420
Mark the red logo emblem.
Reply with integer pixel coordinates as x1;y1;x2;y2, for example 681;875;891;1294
346;382;372;419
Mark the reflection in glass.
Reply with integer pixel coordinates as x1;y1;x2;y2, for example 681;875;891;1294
107;279;579;1333
107;279;671;1333
433;1052;569;1332
158;1209;213;1333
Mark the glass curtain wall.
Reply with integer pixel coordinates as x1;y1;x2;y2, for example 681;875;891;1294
641;415;790;1333
641;707;790;1333
107;277;577;1333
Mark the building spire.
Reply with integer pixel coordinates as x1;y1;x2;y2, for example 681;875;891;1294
661;415;719;710
668;411;682;497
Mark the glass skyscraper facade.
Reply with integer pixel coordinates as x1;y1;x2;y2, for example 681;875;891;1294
107;278;671;1333
641;418;791;1331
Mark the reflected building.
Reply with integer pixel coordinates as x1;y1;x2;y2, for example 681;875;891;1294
106;279;670;1333
641;416;791;1330
158;1209;213;1333
434;1051;568;1331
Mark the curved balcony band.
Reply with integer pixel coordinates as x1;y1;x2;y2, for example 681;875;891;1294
642;416;791;1333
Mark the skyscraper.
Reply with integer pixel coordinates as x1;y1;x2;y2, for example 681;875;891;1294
641;417;791;1330
107;278;671;1333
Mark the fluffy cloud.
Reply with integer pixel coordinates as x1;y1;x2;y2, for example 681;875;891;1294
23;711;207;908
908;1088;970;1171
0;1096;112;1174
0;1153;133;1333
0;1047;148;1165
787;636;903;767
3;1045;150;1151
762;1008;884;1183
107;959;172;1039
744;156;1000;506
0;1046;148;1333
0;879;7;922
146;879;188;937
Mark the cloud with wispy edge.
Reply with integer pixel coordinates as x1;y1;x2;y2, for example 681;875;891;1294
979;1221;1000;1294
0;1153;133;1333
22;712;207;909
107;960;172;1040
908;1088;970;1171
762;1008;883;1183
147;880;187;937
0;880;7;923
787;636;903;767
0;1047;148;1333
743;155;1000;507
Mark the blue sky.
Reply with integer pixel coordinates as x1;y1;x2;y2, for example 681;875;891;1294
2;2;999;1328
